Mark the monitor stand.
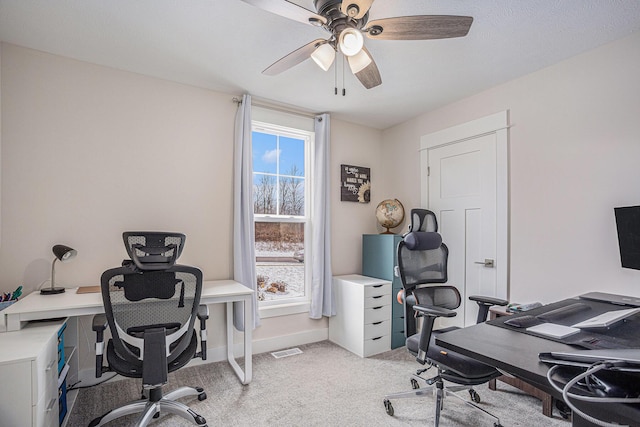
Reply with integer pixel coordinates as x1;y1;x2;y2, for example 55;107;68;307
579;292;640;307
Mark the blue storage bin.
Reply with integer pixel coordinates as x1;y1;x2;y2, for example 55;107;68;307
57;323;66;374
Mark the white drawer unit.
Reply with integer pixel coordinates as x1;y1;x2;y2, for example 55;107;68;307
0;319;66;427
329;274;392;357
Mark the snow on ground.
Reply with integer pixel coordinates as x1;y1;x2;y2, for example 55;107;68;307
255;241;304;301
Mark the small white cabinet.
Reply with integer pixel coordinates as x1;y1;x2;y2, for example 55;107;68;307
329;274;392;357
0;319;69;427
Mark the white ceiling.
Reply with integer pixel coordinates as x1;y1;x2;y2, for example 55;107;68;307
1;0;640;129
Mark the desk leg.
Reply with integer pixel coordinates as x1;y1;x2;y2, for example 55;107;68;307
490;375;553;417
225;299;253;385
6;313;22;332
244;297;252;384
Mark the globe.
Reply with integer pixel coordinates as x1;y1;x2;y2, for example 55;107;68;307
375;199;405;234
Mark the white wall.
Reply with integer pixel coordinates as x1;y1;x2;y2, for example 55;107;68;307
330;119;386;275
382;31;640;304
0;43;382;371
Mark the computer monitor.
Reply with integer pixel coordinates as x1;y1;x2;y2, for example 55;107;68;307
614;205;640;270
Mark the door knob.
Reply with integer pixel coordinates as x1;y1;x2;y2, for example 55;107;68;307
474;258;495;268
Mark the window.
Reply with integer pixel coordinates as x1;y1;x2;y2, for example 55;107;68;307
252;121;312;308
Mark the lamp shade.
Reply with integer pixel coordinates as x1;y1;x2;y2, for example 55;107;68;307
311;43;336;71
53;244;77;262
347;49;372;74
338;28;364;57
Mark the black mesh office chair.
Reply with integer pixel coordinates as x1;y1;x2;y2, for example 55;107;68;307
90;232;209;427
383;210;508;427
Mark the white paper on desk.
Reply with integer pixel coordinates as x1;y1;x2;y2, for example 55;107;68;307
526;323;580;339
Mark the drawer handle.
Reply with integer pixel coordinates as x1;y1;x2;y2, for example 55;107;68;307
373;284;383;288
372;336;383;341
373;295;383;299
372;321;382;325
46;398;56;411
372;306;382;310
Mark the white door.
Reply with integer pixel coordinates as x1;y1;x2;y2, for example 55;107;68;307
420;111;509;327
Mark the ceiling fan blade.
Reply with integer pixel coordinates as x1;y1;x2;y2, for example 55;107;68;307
240;0;327;26
364;15;473;40
263;39;326;75
348;47;381;89
341;0;375;19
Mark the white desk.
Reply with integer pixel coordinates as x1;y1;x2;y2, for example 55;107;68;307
2;280;254;384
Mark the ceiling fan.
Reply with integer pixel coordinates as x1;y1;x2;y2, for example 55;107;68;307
240;0;473;89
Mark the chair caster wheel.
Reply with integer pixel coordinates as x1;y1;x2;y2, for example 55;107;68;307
383;399;394;416
153;412;160;419
198;392;207;401
555;399;571;419
494;424;503;427
469;389;481;403
194;415;207;425
411;378;420;389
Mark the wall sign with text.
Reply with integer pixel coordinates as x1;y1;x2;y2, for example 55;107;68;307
340;164;370;203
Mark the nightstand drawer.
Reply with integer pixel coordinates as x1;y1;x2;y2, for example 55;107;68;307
364;320;390;340
364;304;391;324
364;282;391;298
363;335;391;357
34;394;57;427
33;334;57;403
364;294;390;309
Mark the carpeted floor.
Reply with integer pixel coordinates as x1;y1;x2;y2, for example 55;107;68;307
67;340;571;426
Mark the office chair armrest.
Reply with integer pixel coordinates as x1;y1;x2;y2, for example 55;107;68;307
469;295;509;324
413;304;457;318
92;314;108;378
468;295;508;306
412;305;456;365
197;304;209;360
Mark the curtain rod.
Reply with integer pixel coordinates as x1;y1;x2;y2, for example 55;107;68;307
232;96;319;119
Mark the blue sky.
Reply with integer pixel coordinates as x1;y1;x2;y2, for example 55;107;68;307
252;131;305;177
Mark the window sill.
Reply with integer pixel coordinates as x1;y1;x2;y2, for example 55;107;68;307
259;301;310;318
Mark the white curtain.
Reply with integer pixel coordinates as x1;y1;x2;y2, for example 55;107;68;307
310;113;335;319
233;93;260;330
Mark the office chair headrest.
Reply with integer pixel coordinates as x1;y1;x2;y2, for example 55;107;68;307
403;231;442;251
408;209;438;232
122;232;186;271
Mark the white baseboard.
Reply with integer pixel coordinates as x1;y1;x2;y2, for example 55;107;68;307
78;327;328;386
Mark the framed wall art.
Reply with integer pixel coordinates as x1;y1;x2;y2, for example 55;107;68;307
340;164;370;203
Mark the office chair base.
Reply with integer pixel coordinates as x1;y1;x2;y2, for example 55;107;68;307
383;378;501;427
89;386;207;427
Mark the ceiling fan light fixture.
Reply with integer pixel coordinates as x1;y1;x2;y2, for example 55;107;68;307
338;28;364;56
311;43;336;71
347;48;372;74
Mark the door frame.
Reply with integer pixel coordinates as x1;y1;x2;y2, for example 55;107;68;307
419;110;510;300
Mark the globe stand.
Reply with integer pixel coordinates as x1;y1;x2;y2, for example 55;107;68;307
381;227;394;235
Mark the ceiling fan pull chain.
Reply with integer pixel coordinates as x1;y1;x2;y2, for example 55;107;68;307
342;55;347;96
334;52;338;95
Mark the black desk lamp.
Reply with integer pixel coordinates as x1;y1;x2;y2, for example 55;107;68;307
41;244;77;295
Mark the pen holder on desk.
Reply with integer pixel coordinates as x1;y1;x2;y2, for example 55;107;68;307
0;300;17;312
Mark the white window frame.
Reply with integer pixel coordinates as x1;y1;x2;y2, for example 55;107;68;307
252;120;314;318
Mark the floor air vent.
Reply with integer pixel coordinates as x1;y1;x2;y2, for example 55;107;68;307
271;348;303;359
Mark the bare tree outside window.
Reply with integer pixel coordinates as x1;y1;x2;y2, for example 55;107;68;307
280;165;304;216
254;174;276;214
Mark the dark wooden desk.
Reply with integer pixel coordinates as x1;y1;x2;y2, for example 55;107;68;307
435;321;640;426
488;307;554;417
